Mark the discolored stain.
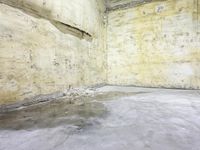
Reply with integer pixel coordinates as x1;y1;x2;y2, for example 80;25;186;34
0;91;140;130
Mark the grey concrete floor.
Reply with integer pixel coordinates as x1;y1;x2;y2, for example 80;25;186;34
0;86;200;150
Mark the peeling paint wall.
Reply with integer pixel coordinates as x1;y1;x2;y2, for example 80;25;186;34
107;0;200;89
0;0;106;104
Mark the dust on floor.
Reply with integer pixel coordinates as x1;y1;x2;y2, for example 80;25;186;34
0;86;200;150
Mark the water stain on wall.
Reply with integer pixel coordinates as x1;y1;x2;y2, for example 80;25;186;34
0;0;107;104
107;0;200;89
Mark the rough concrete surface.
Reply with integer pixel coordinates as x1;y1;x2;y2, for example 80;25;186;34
1;86;200;150
0;1;106;104
107;0;200;89
0;0;200;105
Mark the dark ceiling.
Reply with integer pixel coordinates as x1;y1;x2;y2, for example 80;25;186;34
105;0;153;11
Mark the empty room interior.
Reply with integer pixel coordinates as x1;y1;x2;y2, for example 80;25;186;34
0;0;200;149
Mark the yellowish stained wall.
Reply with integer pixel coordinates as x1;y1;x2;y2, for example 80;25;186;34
0;0;200;105
0;0;106;104
107;0;200;89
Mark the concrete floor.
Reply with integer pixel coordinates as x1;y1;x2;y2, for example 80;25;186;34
0;86;200;150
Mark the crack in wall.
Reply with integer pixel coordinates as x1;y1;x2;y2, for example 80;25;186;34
51;21;92;41
0;1;92;41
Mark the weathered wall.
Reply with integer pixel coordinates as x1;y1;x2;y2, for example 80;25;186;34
107;0;200;89
0;0;106;104
1;0;199;105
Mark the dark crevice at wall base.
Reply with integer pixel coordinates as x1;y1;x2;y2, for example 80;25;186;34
0;83;199;113
0;92;65;113
106;84;200;90
88;83;108;88
0;84;105;113
0;1;92;41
